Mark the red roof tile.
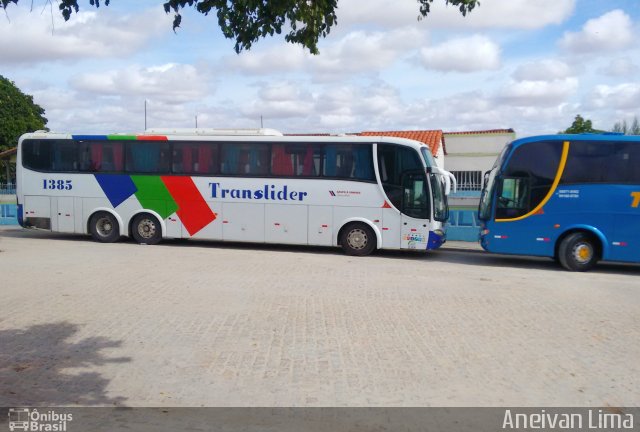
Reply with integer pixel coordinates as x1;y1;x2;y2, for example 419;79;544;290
359;130;445;156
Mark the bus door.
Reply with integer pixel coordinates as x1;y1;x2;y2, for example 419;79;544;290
54;196;76;233
400;170;431;249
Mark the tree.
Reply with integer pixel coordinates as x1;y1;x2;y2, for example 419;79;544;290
1;0;480;54
562;115;600;134
0;75;48;182
612;117;640;135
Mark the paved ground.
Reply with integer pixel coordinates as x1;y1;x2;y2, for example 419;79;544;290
0;226;638;407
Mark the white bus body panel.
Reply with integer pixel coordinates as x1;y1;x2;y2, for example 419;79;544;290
265;204;308;244
308;206;332;246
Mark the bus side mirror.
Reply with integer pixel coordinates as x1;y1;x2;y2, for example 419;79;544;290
483;170;491;189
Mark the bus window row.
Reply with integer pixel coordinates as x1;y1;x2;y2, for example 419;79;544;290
22;139;376;181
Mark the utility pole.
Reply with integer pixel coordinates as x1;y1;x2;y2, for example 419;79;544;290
144;99;148;131
260;115;264;128
195;114;198;128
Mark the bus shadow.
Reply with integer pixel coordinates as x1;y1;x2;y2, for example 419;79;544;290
162;237;344;256
425;248;640;276
0;321;130;407
4;229;639;276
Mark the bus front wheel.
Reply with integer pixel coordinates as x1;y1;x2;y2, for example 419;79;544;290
340;223;376;256
89;212;120;243
558;232;599;272
131;213;163;245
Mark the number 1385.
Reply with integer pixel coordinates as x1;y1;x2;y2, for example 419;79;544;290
43;179;72;190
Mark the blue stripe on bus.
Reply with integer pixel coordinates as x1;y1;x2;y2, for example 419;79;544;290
94;174;138;207
72;135;108;141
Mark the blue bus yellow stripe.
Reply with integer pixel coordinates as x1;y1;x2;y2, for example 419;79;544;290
496;141;570;223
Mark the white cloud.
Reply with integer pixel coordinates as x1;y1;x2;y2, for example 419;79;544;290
0;6;171;64
229;28;425;79
337;0;424;28
241;82;315;119
420;35;501;73
428;0;576;29
498;78;579;106
599;57;639;77
72;64;210;104
512;59;573;81
226;44;308;75
559;9;633;54
314;28;425;77
584;83;640;110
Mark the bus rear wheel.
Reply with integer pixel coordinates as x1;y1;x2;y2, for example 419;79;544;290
89;212;120;243
558;232;599;272
340;223;376;256
131;213;162;245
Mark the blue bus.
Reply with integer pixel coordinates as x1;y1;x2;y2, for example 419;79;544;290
478;134;640;271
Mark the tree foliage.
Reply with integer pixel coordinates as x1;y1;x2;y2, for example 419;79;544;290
0;75;48;153
562;115;600;134
1;0;480;54
612;117;640;135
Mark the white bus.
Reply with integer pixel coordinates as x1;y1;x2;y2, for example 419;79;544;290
16;129;454;255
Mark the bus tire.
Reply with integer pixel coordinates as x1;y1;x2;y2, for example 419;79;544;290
557;232;599;272
340;223;376;256
89;212;120;243
131;213;163;245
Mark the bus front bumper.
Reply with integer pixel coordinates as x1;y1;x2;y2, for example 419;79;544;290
427;230;446;250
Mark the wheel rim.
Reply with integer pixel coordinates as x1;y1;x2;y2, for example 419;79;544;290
346;228;368;250
137;218;157;239
572;242;593;264
96;217;114;237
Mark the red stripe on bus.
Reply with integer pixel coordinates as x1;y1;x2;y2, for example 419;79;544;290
161;176;216;235
137;135;168;141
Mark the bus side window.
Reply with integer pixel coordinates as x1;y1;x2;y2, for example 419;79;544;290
52;140;80;172
353;146;374;180
271;144;294;176
197;143;218;174
221;144;240;174
127;141;171;173
22;139;53;171
496;177;529;218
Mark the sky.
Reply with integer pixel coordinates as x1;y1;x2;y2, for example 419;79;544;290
1;0;639;137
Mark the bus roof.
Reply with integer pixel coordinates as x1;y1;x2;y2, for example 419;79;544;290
18;131;431;152
510;133;640;149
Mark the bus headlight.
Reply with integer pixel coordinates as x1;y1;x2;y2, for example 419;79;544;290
434;229;445;237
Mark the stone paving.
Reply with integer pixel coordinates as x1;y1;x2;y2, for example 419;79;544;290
0;227;638;407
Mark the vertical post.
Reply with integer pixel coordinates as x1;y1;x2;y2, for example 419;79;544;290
195;114;198;129
260;115;264;128
144;99;147;131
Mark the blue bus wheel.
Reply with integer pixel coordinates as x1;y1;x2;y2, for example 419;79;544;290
558;232;599;272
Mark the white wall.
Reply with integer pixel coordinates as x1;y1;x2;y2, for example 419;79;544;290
443;132;515;173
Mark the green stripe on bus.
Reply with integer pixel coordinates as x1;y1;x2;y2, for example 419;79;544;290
130;176;179;220
107;135;137;140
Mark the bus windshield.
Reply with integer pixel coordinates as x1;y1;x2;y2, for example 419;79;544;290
430;173;448;222
478;144;510;221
